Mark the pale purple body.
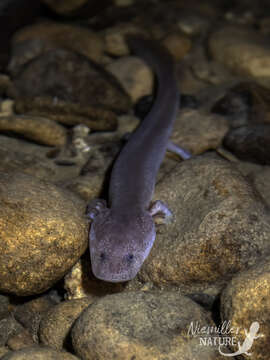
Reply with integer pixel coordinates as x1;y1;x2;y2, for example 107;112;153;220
87;37;190;282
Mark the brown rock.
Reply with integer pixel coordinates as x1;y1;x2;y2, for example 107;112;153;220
0;172;88;295
106;56;153;103
10;21;104;74
15;97;117;131
235;161;270;208
6;330;35;351
1;345;80;359
41;0;87;14
72;291;224;359
103;23;146;56
171;109;228;155
162;31;192;61
224;124;270;165
39;298;94;350
220;256;270;359
13;295;56;343
0;115;67;146
0;135;81;183
138;154;270;297
209;25;270;88
13;49;131;114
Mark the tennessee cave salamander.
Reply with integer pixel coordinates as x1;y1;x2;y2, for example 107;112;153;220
87;36;191;282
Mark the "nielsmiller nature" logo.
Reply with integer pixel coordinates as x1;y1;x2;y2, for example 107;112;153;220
188;320;264;357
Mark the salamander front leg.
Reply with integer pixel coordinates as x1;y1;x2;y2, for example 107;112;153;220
149;200;173;224
86;199;107;221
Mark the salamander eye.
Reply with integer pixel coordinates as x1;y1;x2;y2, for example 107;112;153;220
127;254;134;262
100;252;106;261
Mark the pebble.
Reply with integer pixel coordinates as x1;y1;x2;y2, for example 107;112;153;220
209;25;270;88
224;124;270;164
0;135;85;183
0;172;88;295
103;24;146;56
0;115;67;146
171;109;228;155
41;0;87;15
13;295;56;343
162;31;192;61
14;97;117;131
0;316;24;347
212;82;270;126
9;22;105;75
106;56;153;102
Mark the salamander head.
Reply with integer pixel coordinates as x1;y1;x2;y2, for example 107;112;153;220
89;209;155;282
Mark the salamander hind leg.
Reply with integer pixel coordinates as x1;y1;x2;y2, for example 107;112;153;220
149;200;173;224
86;199;107;221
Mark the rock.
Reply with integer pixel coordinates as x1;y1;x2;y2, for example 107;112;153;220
235;161;270;207
223;124;270;165
9;22;105;75
0;115;67;146
114;0;134;6
0;172;88;295
171;109;228;155
64;257;125;300
0;316;23;347
162;31;192;61
209;25;270;88
0;75;17;98
0;100;14;116
41;0;110;17
41;0;87;14
13;49;131;114
39;297;94;350
0;135;83;183
72;291;224;359
137;154;270;299
177;12;211;36
1;345;80;359
0;295;9;320
13;295;56;343
14;97;117;131
211;82;270;126
103;23;146;56
6;330;35;351
220;255;270;359
106;56;153;103
0;347;9;357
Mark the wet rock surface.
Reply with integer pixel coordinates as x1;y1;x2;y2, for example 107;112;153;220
220;256;270;359
72;291;224;360
10;21;105;72
138;154;270;296
224;124;270;165
39;297;95;350
0;172;88;295
1;345;80;359
0;115;67;146
209;25;270;88
12;49;131;113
